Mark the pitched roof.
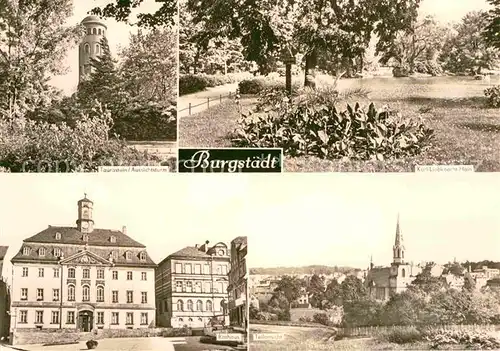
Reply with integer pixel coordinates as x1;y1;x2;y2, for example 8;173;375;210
0;246;8;260
170;246;212;259
366;267;391;287
23;226;145;248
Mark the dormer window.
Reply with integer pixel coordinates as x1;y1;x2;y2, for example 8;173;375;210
54;248;62;258
111;251;118;259
139;252;146;261
110;236;116;243
55;232;61;240
22;247;30;256
39;247;46;256
83;234;89;242
125;251;132;260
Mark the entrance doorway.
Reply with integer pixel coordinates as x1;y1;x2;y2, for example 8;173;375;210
78;310;93;332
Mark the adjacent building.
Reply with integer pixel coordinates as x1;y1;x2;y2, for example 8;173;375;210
365;215;422;301
155;241;231;329
227;236;247;330
0;246;10;339
10;196;156;334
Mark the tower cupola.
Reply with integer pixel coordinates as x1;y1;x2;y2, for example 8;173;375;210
76;194;94;234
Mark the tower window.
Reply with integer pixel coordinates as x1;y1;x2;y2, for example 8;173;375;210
86;28;91;35
84;43;90;54
95;44;100;55
98;28;102;35
92;28;97;35
402;268;406;278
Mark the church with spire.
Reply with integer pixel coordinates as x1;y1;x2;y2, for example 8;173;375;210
365;215;422;301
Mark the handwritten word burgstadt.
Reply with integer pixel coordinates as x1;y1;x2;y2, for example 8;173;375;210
182;150;280;173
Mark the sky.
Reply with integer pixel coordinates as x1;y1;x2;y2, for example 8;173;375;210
419;0;491;23
50;0;161;95
1;174;499;281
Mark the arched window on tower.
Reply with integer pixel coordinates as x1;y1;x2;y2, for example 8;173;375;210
84;43;90;54
402;268;406;278
92;28;97;35
98;29;102;35
86;28;91;35
95;43;100;55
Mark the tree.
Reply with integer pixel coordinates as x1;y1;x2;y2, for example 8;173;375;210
274;275;303;307
90;0;177;28
186;0;422;87
339;275;367;303
323;279;343;306
410;263;447;295
381;289;427;326
439;11;499;75
342;297;383;327
120;28;177;102
484;0;500;49
0;0;81;119
307;274;325;308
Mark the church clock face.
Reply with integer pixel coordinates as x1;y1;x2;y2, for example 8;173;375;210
82;222;89;229
218;249;224;256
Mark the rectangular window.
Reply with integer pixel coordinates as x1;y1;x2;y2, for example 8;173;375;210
185;264;192;274
83;269;90;279
19;310;27;323
126;312;133;325
22;267;28;277
127;272;132;280
176;281;182;292
38;268;44;278
97;269;104;279
175;263;182;273
195;264;201;274
111;312;119;325
141;272;147;281
35;311;43;324
21;288;28;300
96;287;104;302
112;291;118;303
51;311;59;324
203;264;210;275
141;292;147;304
53;289;60;301
126;291;133;303
53;268;60;278
97;312;104;325
37;288;44;301
112;271;118;280
140;313;148;325
67;311;75;324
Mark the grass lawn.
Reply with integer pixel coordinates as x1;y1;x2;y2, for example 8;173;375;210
179;76;500;172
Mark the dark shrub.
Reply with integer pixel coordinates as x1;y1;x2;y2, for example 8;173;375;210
239;79;267;94
86;340;98;349
233;100;434;161
382;327;422;344
485;85;500;108
313;313;330;326
393;65;410;77
179;74;209;95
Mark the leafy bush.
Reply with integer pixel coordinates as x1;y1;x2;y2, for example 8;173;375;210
86;340;98;349
179;74;209;95
112;102;176;141
422;328;500;350
239;77;301;95
313;313;331;326
381;327;422;344
239;78;268;94
484;85;500;108
233;99;434;161
393;64;410;77
0;107;160;172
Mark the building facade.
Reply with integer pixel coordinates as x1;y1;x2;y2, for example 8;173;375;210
156;241;230;329
10;196;156;334
227;236;247;329
79;15;107;83
0;246;10;339
365;215;421;301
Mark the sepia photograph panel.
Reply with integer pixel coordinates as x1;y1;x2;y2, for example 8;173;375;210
246;173;500;350
178;0;500;172
0;175;248;350
0;0;178;173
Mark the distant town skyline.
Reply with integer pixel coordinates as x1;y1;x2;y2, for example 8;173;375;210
49;0;161;95
243;174;500;269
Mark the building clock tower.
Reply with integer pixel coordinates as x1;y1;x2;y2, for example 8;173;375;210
77;194;94;233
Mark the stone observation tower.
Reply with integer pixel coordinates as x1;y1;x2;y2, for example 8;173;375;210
78;15;107;84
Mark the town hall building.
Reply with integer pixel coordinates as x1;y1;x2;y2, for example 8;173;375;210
10;195;156;333
365;215;422;300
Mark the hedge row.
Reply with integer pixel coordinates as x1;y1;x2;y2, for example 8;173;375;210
179;73;253;95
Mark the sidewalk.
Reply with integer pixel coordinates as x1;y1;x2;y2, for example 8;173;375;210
178;83;238;117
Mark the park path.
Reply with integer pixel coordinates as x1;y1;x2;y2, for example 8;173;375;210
178;83;239;118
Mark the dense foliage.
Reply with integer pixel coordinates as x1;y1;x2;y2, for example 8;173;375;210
233;89;434;161
484;85;500;108
179;73;253;95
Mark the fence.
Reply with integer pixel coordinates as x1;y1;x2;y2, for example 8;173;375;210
338;324;497;338
179;92;234;116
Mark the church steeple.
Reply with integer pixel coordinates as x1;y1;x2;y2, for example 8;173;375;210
392;213;405;264
76;194;94;234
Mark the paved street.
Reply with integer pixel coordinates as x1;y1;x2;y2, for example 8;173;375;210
173;336;235;351
2;337;185;351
